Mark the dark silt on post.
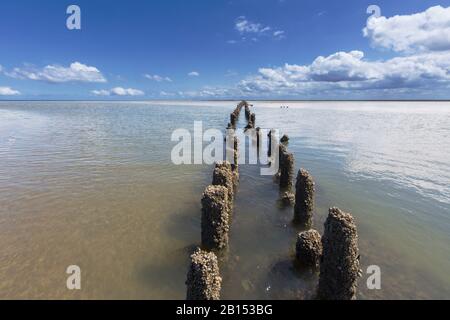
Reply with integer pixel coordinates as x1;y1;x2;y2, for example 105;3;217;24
294;169;315;227
186;248;222;300
295;229;322;269
201;185;230;250
279;145;294;190
318;207;360;300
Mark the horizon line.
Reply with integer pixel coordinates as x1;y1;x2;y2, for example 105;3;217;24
1;99;450;102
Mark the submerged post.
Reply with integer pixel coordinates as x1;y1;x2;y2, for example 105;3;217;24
245;104;251;120
294;169;315;227
279;145;294;190
280;134;289;143
318;207;360;300
186;248;222;300
201;185;230;250
212;161;235;207
296;229;322;269
250;113;256;128
230;112;237;128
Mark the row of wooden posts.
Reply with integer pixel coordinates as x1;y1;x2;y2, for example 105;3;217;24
185;101;361;300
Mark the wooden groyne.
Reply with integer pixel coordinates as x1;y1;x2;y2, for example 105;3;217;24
185;100;361;300
186;101;248;300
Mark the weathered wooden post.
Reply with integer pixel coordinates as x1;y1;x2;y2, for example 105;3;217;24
295;229;322;269
201;185;230;250
212;161;235;209
245;105;251;120
186;248;222;300
294;169;315;227
279;145;294;190
280;134;289;143
230;112;237;128
250;113;256;128
318;207;360;300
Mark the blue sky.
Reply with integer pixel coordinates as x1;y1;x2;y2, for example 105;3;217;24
1;0;450;100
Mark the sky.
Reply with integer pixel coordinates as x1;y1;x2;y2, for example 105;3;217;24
1;0;450;100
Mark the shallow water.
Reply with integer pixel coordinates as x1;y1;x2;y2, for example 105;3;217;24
0;100;449;299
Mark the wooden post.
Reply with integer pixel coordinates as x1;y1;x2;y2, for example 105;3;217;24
318;207;360;300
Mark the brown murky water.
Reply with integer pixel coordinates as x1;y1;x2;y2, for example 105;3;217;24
0;101;449;299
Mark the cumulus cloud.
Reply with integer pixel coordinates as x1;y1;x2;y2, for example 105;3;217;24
188;71;200;77
111;87;144;96
237;50;450;95
144;74;172;82
235;16;271;34
6;62;106;83
363;5;450;53
91;87;144;96
0;86;20;96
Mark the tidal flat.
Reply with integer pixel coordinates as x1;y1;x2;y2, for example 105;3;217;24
0;100;449;299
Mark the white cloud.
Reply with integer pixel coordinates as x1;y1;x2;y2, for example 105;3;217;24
144;74;172;82
230;6;450;97
179;86;232;98
175;6;450;99
91;87;144;96
273;30;285;38
91;89;111;96
237;50;450;95
188;71;200;77
363;5;450;53
7;62;106;83
110;87;144;96
235;16;271;34
0;86;20;96
234;16;285;41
